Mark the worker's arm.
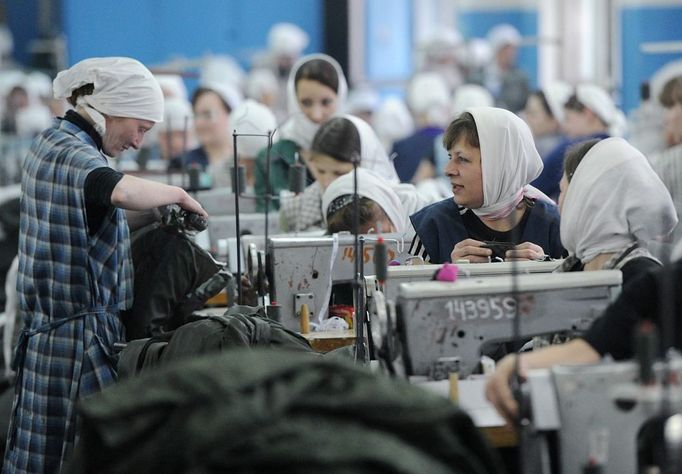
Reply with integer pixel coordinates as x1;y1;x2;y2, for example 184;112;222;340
111;175;207;217
484;339;600;426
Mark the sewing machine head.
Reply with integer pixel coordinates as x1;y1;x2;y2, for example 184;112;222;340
267;233;411;331
526;355;682;474
388;270;622;378
365;260;563;302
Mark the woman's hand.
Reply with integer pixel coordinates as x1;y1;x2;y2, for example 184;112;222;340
450;238;493;263
485;354;525;426
505;242;544;261
178;191;208;218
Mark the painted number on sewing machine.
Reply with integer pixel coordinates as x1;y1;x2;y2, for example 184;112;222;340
444;296;516;322
341;246;396;264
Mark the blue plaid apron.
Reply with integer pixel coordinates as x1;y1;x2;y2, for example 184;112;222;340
4;117;133;473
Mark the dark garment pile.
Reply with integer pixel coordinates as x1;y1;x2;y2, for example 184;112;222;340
0;197;19;308
66;349;502;474
117;305;314;378
120;224;231;340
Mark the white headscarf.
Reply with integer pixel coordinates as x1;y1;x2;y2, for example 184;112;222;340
155;74;188;100
467;107;549;219
53;57;164;136
198;80;242;112
407;72;450;126
344;115;399;183
232;99;278;158
487;24;522;53
268;23;309;57
575;84;617;126
159;97;193;132
278;53;348;150
322;168;424;233
543;81;572;123
451;84;494;116
561;137;678;263
373;97;415;152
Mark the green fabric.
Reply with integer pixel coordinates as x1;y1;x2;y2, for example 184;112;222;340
67;350;503;474
254;139;301;211
117;306;314;378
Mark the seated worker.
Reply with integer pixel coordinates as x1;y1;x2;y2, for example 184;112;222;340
531;84;617;200
322;167;427;234
161;97;196;171
409;107;564;264
279;115;399;232
485;259;682;426
254;54;348;211
558;137;677;283
650;75;682;250
522;82;571;159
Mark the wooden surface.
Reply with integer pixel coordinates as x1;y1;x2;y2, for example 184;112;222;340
301;329;356;353
205;291;228;307
481;425;518;448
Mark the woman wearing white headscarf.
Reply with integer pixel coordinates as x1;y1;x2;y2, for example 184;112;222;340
323;168;425;234
410;107;563;264
5;57;207;473
532;83;619;200
254;53;348;211
279;114;398;232
185;80;242;187
231;99;278;189
558;137;676;282
522;81;571;159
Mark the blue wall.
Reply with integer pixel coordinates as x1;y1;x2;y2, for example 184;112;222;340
6;0;41;66
457;8;538;89
621;5;682;113
60;0;322;69
365;0;412;96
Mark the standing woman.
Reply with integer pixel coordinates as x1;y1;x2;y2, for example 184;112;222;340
254;53;347;211
185;81;242;188
5;57;206;472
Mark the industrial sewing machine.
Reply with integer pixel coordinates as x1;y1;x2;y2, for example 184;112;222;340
365;260;563;303
525;357;682;473
380;271;622;379
267;233;412;331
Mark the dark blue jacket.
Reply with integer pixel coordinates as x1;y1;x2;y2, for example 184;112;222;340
168;147;209;172
391;126;443;183
410;198;564;264
531;133;609;200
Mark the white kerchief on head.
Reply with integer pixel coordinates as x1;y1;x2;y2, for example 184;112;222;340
407;72;450;126
279;53;348;150
451;84;493;117
160;97;193;132
344;114;399;183
199;80;242;112
322;168;423;233
467;107;547;219
268;23;309;57
232;99;278;158
53;57;164;136
155;74;188;100
560;137;678;263
543;81;572;123
575;84;616;126
374;97;414;151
